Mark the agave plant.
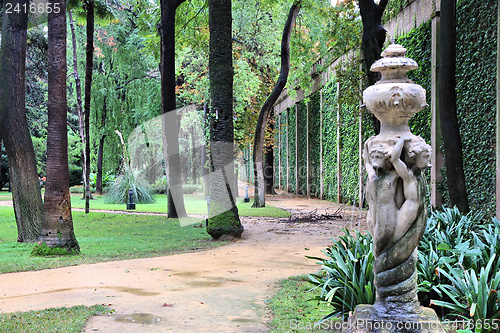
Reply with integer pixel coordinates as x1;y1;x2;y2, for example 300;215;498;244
431;254;500;328
308;228;375;320
105;166;155;204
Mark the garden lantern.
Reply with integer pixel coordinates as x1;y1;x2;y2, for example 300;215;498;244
127;188;136;210
244;186;250;203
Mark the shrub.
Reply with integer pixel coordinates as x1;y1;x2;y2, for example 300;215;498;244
152;176;168;194
431;254;500;324
307;229;375;320
69;186;95;194
105;167;155;204
182;184;201;194
309;207;500;324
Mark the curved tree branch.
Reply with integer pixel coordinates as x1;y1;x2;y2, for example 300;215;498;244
252;0;302;207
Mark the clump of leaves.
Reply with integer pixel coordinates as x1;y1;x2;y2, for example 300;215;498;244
307;228;375;320
105;166;155;204
309;207;500;325
31;242;79;256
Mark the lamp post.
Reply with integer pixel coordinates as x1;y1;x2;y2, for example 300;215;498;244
127;188;136;210
244;186;250;203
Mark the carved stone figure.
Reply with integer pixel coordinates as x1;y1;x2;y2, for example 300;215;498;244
349;44;445;332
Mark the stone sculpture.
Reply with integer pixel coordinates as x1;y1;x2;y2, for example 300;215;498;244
348;44;445;332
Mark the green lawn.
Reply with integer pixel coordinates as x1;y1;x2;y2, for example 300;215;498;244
0;191;291;218
0;305;109;333
0;192;290;273
268;275;341;333
69;193;291;217
0;206;223;273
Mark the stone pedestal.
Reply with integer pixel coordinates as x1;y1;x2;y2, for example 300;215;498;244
347;305;446;333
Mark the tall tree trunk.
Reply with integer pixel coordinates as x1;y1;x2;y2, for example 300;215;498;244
207;0;243;239
253;1;301;207
39;0;80;252
159;0;187;218
439;0;469;213
83;0;95;213
0;0;43;243
95;96;107;195
359;0;388;134
69;11;88;199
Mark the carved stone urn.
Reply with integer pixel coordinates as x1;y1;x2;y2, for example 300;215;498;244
348;44;445;332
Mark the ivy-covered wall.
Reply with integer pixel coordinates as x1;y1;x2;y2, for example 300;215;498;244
454;0;497;215
322;81;339;201
270;0;497;215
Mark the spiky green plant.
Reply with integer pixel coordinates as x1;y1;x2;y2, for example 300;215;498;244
105;166;155;204
307;229;375;320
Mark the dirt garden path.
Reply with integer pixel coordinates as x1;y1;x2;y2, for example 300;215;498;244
0;192;367;333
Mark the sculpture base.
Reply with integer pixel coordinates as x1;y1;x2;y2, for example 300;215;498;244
347;305;446;333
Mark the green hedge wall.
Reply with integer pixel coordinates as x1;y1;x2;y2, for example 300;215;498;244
322;80;339;201
288;107;296;193
271;0;497;214
297;101;308;195
454;0;497;215
309;91;322;197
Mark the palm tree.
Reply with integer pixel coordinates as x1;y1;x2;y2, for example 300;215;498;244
0;0;43;242
68;0;114;213
206;0;244;239
38;0;80;252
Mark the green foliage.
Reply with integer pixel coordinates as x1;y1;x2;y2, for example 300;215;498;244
31;242;79;256
432;255;500;326
308;229;375;320
288;107;297;193
105;166;155;204
275;0;497;215
397;20;432;143
0;305;110;333
0;206;222;273
310;207;500;323
382;0;414;24
268;275;339;333
396;1;498;215
182;184;201;194
321;80;339;201
454;0;497;215
297;101;308;195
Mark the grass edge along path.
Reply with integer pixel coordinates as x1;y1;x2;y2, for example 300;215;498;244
0;207;221;273
0;304;110;333
0;198;290;274
268;275;343;333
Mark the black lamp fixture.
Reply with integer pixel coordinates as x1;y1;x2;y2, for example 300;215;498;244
127;188;136;210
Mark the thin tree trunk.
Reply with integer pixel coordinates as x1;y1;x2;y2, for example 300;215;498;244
439;0;469;213
159;0;187;218
191;126;197;185
69;11;88;199
95;96;107;195
207;0;243;239
83;0;95;213
0;0;43;242
39;0;79;252
253;1;301;207
202;103;209;197
359;0;388;134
